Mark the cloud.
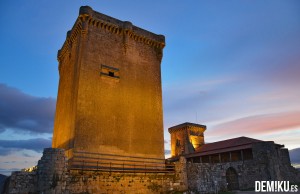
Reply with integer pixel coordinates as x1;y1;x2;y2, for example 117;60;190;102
0;168;21;176
0;138;52;155
162;77;239;127
0;147;12;156
209;111;300;137
0;83;56;134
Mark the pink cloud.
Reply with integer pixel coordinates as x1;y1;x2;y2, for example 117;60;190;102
209;111;300;136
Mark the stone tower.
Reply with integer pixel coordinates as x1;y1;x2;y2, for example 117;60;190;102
52;6;165;167
168;122;206;157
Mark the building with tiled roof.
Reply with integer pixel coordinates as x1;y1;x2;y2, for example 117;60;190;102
168;122;300;192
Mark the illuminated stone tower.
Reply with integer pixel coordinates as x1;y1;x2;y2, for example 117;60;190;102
168;122;206;157
52;6;165;166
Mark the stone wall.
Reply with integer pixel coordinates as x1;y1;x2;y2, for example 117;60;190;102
252;142;300;182
186;142;300;193
36;148;68;193
6;171;36;194
187;160;253;193
65;171;181;194
6;144;299;193
5;148;188;194
6;148;68;194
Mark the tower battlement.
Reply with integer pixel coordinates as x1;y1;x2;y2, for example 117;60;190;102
58;6;165;62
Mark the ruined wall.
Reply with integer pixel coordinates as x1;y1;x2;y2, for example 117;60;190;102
6;171;36;194
6;148;68;194
6;148;187;194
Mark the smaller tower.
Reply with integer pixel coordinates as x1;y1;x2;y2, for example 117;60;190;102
168;122;206;157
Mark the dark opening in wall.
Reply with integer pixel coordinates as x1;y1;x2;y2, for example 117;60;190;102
100;64;120;80
108;71;114;77
243;149;253;160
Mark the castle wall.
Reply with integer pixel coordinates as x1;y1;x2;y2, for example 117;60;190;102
5;148;187;194
65;170;184;194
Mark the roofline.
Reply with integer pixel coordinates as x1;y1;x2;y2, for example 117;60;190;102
185;144;253;158
186;136;263;156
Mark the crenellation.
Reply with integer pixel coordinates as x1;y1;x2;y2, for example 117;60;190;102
57;20;82;62
58;6;165;63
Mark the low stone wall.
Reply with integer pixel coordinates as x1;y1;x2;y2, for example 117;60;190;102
5;148;188;194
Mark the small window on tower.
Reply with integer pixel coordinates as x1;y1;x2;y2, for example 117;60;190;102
108;71;114;77
100;64;120;81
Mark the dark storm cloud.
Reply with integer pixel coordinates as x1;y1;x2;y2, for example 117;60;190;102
0;83;56;134
0;138;52;155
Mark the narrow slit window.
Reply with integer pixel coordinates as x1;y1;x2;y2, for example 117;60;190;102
100;64;120;80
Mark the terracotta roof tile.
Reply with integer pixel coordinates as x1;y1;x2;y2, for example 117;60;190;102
195;136;263;153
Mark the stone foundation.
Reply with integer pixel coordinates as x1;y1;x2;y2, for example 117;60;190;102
5;148;187;194
5;145;299;193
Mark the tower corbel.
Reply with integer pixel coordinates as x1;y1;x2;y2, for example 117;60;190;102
122;21;133;54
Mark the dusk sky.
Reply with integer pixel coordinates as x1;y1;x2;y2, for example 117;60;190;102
0;1;300;175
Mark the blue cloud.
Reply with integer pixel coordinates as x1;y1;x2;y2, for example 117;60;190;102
0;138;52;155
0;83;56;134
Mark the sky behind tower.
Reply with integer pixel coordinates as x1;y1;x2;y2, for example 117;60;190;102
0;0;300;175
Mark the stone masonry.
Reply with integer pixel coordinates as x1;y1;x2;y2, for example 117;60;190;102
186;142;300;193
5;148;188;194
6;148;68;194
52;6;166;166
